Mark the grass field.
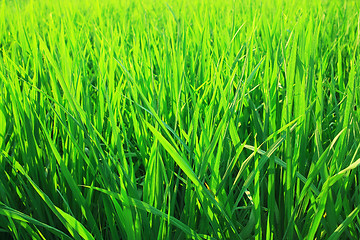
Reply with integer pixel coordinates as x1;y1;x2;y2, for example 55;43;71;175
0;0;360;239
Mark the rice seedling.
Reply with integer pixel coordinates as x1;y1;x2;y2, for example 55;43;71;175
0;0;359;239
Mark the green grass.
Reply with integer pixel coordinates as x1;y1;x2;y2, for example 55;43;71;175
0;0;360;239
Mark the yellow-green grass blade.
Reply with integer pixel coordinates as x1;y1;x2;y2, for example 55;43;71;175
0;203;72;240
82;186;204;240
12;161;94;240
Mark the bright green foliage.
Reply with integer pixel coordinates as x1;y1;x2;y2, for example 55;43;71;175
0;0;360;239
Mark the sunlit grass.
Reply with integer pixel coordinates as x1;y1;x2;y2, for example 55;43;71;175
0;0;359;239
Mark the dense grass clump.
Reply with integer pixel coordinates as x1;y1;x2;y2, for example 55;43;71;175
0;0;360;239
